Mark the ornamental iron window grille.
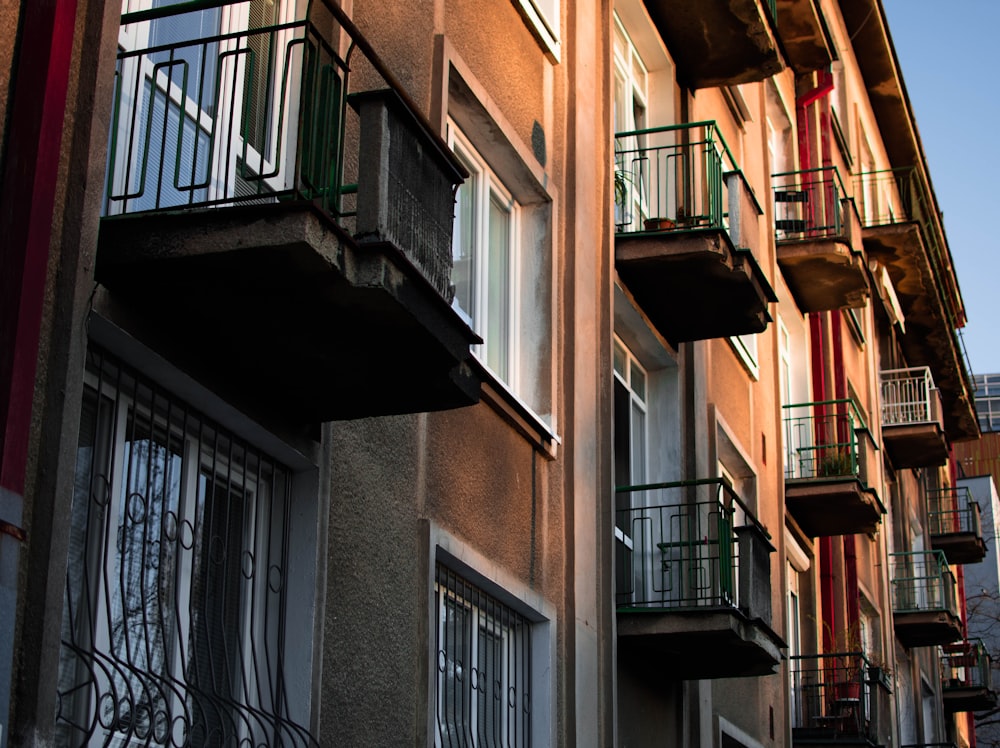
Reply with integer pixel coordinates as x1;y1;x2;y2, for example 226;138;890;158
434;563;531;748
56;346;317;747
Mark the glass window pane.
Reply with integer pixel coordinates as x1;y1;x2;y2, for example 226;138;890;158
452;167;476;321
486;193;511;378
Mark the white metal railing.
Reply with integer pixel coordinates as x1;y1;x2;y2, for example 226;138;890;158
881;367;938;426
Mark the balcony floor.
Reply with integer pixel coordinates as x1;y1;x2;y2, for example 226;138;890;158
616;607;783;679
615;229;775;345
96;204;481;422
882;422;949;468
785;478;884;537
893;610;963;648
776;239;868;313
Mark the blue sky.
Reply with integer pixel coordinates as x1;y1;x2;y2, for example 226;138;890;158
881;0;1000;375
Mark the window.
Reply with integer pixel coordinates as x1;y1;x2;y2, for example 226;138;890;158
56;347;315;747
435;563;532;747
730;333;759;379
513;0;560;60
613;339;647;605
451;128;518;383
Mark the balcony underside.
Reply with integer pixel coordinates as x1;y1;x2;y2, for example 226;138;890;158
777;239;869;313
943;685;998;713
863;223;978;442
96;204;481;422
617;608;783;679
642;0;783;88
785;479;884;537
931;532;987;566
882;422;949;469
615;230;775;345
775;0;834;73
893;610;963;648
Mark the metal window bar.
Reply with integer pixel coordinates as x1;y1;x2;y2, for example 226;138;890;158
880;366;936;426
772;166;845;240
788;652;887;743
434;563;532;748
889;550;960;617
782;399;866;481
614;478;772;621
613;121;737;236
56;346;317;747
941;640;993;691
927;486;982;537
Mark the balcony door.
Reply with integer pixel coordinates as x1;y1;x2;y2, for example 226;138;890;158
614;339;647;606
108;0;301;214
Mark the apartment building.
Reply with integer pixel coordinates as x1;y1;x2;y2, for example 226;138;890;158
0;1;987;748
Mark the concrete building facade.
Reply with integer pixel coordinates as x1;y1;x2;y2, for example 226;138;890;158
0;1;988;748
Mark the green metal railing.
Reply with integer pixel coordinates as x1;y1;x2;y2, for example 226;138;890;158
789;652;889;744
928;486;983;538
889;550;960;617
941;639;993;692
614;478;771;617
772;166;847;240
613;121;738;235
783;399;867;481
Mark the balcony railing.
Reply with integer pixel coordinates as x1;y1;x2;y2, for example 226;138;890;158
881;367;939;426
105;0;461;298
773;166;847;240
783;399;867;481
615;478;771;621
889;550;960;617
928;487;983;537
854;167;924;229
942;639;993;692
789;652;891;744
614;122;737;236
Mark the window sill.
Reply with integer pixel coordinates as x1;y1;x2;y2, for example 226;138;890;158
472;358;560;459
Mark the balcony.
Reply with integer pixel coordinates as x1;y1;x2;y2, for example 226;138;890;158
614;123;775;346
615;479;783;679
941;640;998;713
928;487;987;565
856;168;978;443
773;167;868;313
889;551;963;648
783;400;884;537
95;0;480;421
642;0;783;88
790;653;892;747
880;367;949;468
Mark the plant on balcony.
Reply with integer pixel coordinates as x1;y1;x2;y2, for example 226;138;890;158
817;449;852;478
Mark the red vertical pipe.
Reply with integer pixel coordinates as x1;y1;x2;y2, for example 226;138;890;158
0;0;78;498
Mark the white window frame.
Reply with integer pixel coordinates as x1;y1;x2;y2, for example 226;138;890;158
513;0;560;61
729;333;760;379
448;123;523;392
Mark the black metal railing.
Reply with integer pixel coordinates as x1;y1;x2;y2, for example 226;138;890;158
928;486;983;537
789;652;890;744
772;166;847;240
941;639;993;692
105;0;463;298
889;550;961;618
57;346;317;746
614;478;772;623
